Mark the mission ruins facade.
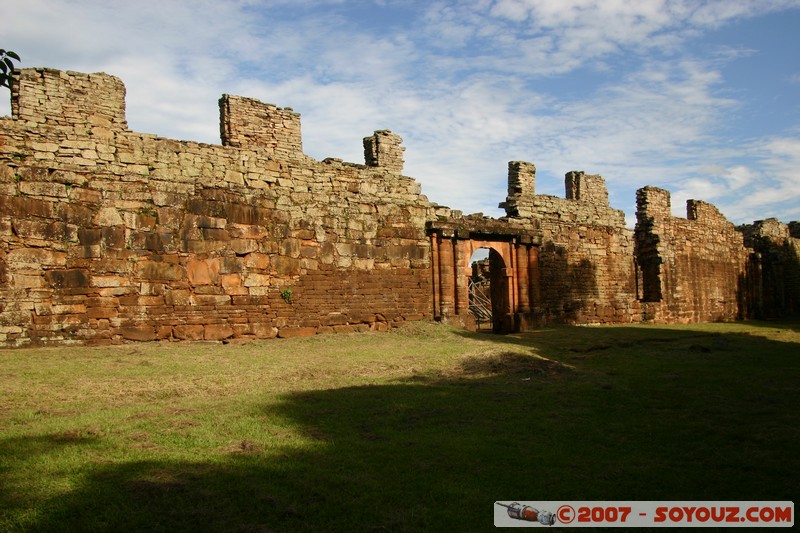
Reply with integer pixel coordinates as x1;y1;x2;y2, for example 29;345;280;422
0;68;798;346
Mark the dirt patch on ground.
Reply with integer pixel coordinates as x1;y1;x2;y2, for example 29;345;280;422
462;350;571;376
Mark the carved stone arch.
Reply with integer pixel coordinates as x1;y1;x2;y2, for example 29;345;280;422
427;218;541;333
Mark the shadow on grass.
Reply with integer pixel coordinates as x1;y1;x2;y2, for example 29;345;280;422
2;324;798;531
737;316;800;332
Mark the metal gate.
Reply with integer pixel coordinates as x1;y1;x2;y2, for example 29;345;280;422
468;277;492;330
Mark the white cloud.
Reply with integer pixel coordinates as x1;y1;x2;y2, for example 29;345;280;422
2;0;799;227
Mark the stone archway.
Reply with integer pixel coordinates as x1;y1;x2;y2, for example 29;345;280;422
487;248;511;333
427;219;541;333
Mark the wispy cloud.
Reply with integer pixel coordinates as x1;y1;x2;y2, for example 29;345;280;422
2;0;799;225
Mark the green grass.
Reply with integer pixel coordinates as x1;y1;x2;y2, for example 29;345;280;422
1;320;798;531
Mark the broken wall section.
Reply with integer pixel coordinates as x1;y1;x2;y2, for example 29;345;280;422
11;67;128;136
363;130;405;174
0;68;434;346
635;186;749;323
502;164;639;324
219;94;303;158
738;218;800;318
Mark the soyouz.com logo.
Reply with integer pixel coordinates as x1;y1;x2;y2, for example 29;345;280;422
493;501;794;527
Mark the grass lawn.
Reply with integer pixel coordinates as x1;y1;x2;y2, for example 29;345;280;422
1;320;798;531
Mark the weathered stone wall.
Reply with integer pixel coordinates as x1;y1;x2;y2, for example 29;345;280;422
1;67;797;346
219;94;302;157
0;68;434;346
634;187;750;323
502;164;640;324
363;130;405;174
739;218;800;318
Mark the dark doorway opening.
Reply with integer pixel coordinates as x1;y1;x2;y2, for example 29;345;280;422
469;248;511;333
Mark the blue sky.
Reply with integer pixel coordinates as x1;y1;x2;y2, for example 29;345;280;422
2;0;799;226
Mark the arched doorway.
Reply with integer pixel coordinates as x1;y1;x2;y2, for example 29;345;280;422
488;248;513;333
429;225;538;334
468;248;492;330
468;247;512;333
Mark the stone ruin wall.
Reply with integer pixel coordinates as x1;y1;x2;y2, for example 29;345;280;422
635;187;750;323
1;67;798;346
738;218;800;318
501;163;640;325
0;68;438;346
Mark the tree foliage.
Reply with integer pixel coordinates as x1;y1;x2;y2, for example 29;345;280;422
0;49;21;89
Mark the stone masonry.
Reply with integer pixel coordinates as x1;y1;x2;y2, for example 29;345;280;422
1;68;798;346
0;69;434;345
635;187;750;323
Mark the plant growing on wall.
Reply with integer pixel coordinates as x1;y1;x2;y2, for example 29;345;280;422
0;50;21;88
280;288;293;304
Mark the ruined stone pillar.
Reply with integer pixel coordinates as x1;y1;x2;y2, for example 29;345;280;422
431;233;441;320
565;171;609;206
363;130;405;174
516;244;530;312
500;161;536;217
219;94;303;157
635;186;670;303
454;240;469;316
437;234;455;318
508;241;518;314
12;68;128;133
528;245;540;313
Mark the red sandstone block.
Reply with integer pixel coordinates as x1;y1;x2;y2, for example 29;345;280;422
187;258;221;285
322;312;348;326
349;313;376;324
192;285;224;295
191;294;231;306
87;307;117;319
156;325;173;339
272;256;300;276
244;273;271;287
250;323;278;339
232;324;250;336
137;261;184;281
31;312;53;324
11;273;45;289
224;286;249;296
165;290;192;306
117;325;156;341
173;325;204;341
204;324;234;341
244;253;270;270
118;295;140;307
333;324;355;334
183;240;226;254
7;248;67;268
137;296;165;306
230;238;258;255
220;273;242;288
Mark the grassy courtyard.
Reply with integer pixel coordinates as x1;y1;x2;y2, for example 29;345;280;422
1;320;798;531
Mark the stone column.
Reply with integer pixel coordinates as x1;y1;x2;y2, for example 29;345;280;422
528;245;540;313
516;244;530;312
363;130;405;174
454;240;470;316
431;233;441;320
437;234;455;318
508;241;518;314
